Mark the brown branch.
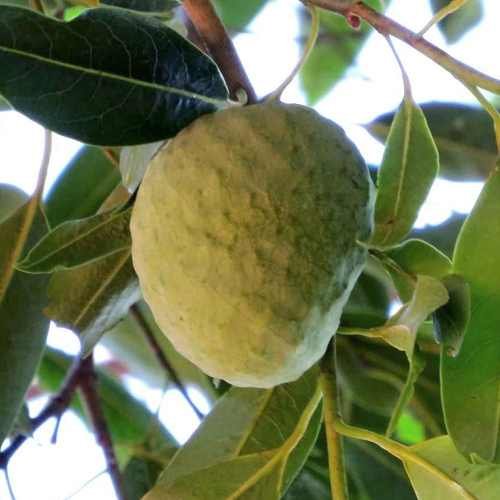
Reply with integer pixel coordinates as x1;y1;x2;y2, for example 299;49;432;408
130;305;205;420
78;355;126;500
182;0;257;103
307;0;500;94
0;356;85;469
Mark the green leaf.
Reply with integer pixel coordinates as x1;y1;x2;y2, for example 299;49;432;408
299;1;386;104
46;248;140;354
405;436;500;499
145;368;322;499
120;141;163;193
368;103;496;181
433;274;470;357
0;6;228;145
0;183;27;222
123;456;165;500
284;469;330;500
0;95;9;111
344;439;416;500
412;212;465;258
213;0;266;30
0;197;49;445
383;239;452;302
430;0;483;44
442;165;500;463
18;207;132;273
102;0;179;15
44;146;121;228
38;347;178;464
372;98;440;247
343;276;448;359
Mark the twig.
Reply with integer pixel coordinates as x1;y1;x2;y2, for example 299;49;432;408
307;0;500;94
319;341;348;500
0;355;84;468
182;0;257;103
78;355;126;500
129;305;204;420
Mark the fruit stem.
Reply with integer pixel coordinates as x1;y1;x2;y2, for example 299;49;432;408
265;4;320;102
182;0;257;103
319;341;349;500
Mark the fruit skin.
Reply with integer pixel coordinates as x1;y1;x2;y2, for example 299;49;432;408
131;103;374;388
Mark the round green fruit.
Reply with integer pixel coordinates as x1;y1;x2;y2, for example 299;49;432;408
130;103;374;388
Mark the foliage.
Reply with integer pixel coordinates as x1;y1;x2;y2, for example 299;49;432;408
0;0;499;499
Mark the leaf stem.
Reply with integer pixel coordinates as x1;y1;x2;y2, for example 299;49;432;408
319;342;349;500
307;0;500;94
266;4;320;101
333;420;475;499
182;0;257;103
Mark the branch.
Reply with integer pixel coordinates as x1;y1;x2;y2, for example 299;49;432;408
78;355;126;500
182;0;257;103
130;305;205;420
319;341;348;500
0;356;84;469
308;0;500;94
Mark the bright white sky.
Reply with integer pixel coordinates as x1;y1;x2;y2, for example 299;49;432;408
1;1;499;498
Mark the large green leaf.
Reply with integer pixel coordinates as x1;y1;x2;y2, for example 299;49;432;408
368;103;496;181
405;436;500;499
0;6;228;145
299;0;385;104
213;0;267;30
44;146;121;227
145;368;322;499
46;248;140;354
372;98;440;247
0;195;49;445
0;183;27;222
19;207;132;273
442;166;500;463
430;0;483;44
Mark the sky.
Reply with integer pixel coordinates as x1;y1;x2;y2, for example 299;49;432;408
1;1;499;498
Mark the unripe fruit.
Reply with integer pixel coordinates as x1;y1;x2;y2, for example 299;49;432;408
131;103;374;388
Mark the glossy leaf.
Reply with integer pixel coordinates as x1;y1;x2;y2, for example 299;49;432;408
384;239;452;302
19;207;132;273
405;436;500;499
120;141;163;193
430;0;483;43
44;146;121;227
372;98;440;247
46;248;140;355
284;469;330;500
368;103;496;181
433;274;470;357
442;166;500;463
0;197;49;445
123;456;165;500
213;0;266;30
0;6;229;145
145;368;322;499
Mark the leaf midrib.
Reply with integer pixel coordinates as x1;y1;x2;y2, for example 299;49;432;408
0;45;227;107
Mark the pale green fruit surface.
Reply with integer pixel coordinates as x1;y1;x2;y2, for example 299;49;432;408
131;103;374;388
